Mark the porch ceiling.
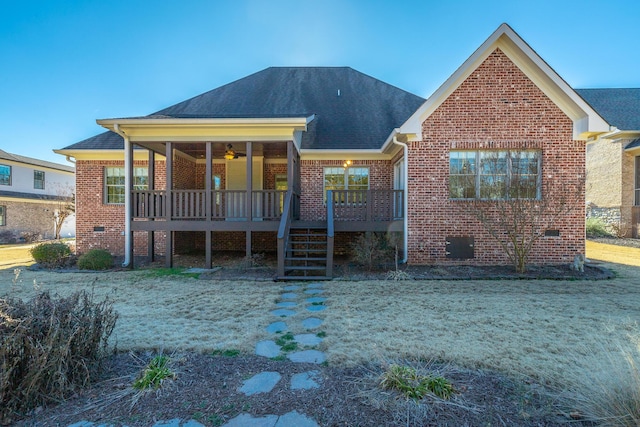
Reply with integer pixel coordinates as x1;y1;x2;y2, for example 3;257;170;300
138;141;288;159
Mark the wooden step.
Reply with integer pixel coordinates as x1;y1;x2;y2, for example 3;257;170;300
277;275;332;281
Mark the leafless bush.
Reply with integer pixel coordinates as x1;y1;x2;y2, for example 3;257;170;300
20;231;41;243
0;290;118;423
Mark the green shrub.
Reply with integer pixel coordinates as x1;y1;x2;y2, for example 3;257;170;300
77;249;113;270
586;217;612;238
0;291;118;423
29;242;72;268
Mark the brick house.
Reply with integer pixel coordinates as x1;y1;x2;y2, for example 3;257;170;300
576;89;640;237
0;149;75;242
55;24;609;278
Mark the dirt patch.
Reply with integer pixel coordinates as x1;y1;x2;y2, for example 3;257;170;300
14;352;578;427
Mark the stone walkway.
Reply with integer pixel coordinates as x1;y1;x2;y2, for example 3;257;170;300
69;282;328;427
224;282;326;426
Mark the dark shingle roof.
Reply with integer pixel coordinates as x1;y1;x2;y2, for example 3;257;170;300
62;67;426;151
576;88;640;131
626;138;640;150
0;149;74;173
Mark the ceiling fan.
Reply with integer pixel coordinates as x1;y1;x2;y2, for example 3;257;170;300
224;144;247;160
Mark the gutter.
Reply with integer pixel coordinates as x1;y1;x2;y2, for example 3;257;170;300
391;131;409;264
113;123;132;268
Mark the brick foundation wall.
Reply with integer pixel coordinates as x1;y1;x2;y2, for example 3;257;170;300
406;48;585;266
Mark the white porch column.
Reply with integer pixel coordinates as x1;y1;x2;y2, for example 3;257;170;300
123;134;133;267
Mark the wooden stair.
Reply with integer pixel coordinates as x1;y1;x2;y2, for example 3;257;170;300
278;225;332;280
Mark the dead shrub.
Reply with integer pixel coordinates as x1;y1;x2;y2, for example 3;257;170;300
350;232;394;270
0;290;118;423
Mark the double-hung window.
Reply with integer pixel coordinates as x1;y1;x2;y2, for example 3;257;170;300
0;164;10;186
323;166;369;203
105;167;148;204
450;150;541;200
34;170;45;190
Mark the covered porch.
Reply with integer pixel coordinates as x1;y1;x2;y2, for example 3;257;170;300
99;116;404;277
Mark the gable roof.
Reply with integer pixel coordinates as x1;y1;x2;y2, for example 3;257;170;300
0;149;74;173
61;67;425;152
399;23;610;141
575;88;640;131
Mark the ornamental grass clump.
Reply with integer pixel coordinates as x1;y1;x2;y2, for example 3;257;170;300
0;290;118;424
380;364;455;400
133;354;176;391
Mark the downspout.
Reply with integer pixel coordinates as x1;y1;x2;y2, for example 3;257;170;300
113;123;132;267
392;134;409;264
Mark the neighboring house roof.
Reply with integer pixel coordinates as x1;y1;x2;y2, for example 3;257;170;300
0;149;74;173
0;189;71;201
399;23;610;141
61;67;425;152
575;88;640;131
625;138;640;150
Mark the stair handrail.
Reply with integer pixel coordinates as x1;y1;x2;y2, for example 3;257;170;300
326;190;335;277
277;190;294;277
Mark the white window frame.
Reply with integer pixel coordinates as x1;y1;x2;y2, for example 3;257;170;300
323;166;370;203
0;205;5;226
105;167;148;204
449;150;541;200
34;170;45;190
0;164;11;186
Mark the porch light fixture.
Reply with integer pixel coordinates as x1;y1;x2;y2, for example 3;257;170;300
343;160;352;168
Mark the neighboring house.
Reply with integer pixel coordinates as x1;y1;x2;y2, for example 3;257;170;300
55;24;609;278
0;149;75;242
575;89;640;237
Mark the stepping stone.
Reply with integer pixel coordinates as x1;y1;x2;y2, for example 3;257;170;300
271;309;296;317
294;333;322;346
222;413;278;427
287;350;326;364
283;285;301;291
275;411;319;427
239;372;282;396
291;371;321;390
306;304;326;312
302;317;323;329
304;289;324;295
276;301;296;308
280;292;298;300
266;321;288;334
306;283;324;289
306;296;326;304
255;340;281;358
153;420;205;427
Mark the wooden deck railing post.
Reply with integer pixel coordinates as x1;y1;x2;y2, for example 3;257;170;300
277;190;294;278
326;190;335;278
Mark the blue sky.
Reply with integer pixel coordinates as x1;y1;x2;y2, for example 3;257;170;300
1;0;638;165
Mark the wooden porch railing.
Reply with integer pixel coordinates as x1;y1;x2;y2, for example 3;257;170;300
330;189;404;221
132;189;288;220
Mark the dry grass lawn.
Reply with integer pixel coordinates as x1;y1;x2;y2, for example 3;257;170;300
0;241;639;388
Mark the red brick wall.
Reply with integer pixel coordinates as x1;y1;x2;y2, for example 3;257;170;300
300;160;393;221
406;48;585;266
76;159;166;256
